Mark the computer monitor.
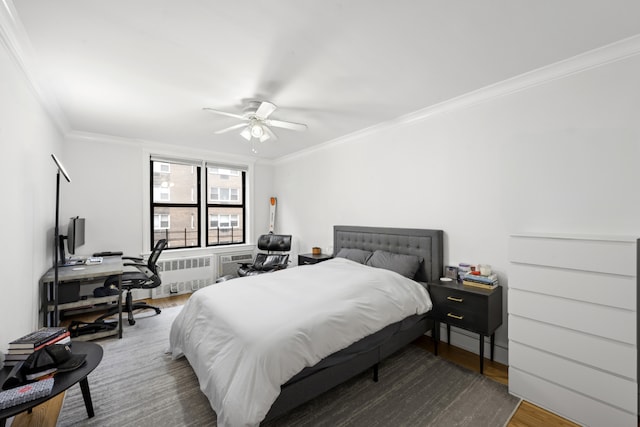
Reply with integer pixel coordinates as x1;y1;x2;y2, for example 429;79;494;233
59;217;85;264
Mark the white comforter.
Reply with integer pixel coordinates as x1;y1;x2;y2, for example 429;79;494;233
169;257;432;427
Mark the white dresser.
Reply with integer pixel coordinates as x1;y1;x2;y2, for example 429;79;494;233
508;233;638;427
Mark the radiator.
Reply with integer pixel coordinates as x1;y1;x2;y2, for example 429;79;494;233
218;251;254;278
152;255;216;298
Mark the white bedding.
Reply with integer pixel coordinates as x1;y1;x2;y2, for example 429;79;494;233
169;257;432;427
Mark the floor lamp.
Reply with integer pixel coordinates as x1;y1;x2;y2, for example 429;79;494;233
51;154;71;326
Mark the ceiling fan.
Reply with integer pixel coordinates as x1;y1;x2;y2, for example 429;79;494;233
203;101;307;146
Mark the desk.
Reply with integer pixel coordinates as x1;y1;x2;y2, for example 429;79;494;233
0;341;103;426
41;257;123;340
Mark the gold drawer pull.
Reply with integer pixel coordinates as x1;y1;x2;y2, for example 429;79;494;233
447;296;463;303
447;313;464;320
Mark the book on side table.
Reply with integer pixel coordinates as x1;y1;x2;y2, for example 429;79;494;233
9;327;67;349
0;377;54;410
5;327;70;367
462;273;498;290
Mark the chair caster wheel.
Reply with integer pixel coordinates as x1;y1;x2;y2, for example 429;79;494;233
128;319;136;326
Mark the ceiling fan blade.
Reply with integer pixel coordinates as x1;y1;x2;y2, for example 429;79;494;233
264;119;307;132
239;126;252;141
262;125;277;142
255;101;277;119
214;123;248;135
203;107;247;120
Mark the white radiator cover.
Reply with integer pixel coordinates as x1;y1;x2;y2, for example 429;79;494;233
147;250;256;298
152;255;216;298
218;251;254;278
508;234;638;427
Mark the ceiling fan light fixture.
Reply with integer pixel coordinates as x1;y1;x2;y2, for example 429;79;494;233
250;122;264;138
205;100;306;150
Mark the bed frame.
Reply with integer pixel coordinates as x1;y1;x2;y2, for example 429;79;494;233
264;225;444;422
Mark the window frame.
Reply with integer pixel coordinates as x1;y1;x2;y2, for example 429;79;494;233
206;166;246;246
148;156;248;251
150;159;202;250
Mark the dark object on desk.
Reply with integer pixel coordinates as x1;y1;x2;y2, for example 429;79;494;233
0;341;102;426
93;251;123;257
95;239;167;326
59;281;81;304
237;234;292;277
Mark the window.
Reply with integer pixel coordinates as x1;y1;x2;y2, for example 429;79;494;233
209;214;239;229
154;214;170;229
150;157;246;250
210;187;239;202
154;184;170;201
154;162;171;174
206;165;245;246
151;159;201;249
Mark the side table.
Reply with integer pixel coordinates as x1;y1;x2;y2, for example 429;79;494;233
0;341;103;426
298;253;333;265
427;280;502;374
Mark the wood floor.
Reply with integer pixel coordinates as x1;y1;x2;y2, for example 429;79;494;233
12;294;578;427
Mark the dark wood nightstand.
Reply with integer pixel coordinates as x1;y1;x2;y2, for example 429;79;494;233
427;279;502;373
298;253;333;265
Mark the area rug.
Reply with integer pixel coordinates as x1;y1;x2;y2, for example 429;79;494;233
58;306;520;426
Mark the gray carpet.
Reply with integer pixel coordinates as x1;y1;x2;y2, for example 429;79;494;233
58;306;520;427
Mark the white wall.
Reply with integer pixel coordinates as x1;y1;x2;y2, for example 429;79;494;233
61;137;145;257
60;135;274;257
0;41;65;353
272;48;640;363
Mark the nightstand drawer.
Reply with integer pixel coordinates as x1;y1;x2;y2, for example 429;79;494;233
429;286;487;310
430;305;485;332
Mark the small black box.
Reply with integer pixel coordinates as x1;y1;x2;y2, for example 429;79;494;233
58;281;81;304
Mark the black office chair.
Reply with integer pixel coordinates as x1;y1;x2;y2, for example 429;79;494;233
237;234;292;277
95;239;167;326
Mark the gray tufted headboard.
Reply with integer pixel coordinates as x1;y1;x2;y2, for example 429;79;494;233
333;225;444;283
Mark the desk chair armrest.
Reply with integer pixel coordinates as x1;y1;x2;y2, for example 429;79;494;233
238;262;251;267
124;261;147;268
123;256;144;262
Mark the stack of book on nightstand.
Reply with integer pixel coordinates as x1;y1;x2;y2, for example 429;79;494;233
5;327;71;367
462;273;498;290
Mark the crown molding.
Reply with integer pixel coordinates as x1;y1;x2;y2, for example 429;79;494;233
275;34;640;165
0;0;70;134
67;130;257;167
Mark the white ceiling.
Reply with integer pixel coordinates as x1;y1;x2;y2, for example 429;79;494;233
8;1;640;159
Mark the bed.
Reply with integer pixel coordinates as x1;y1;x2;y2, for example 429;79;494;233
169;225;443;426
